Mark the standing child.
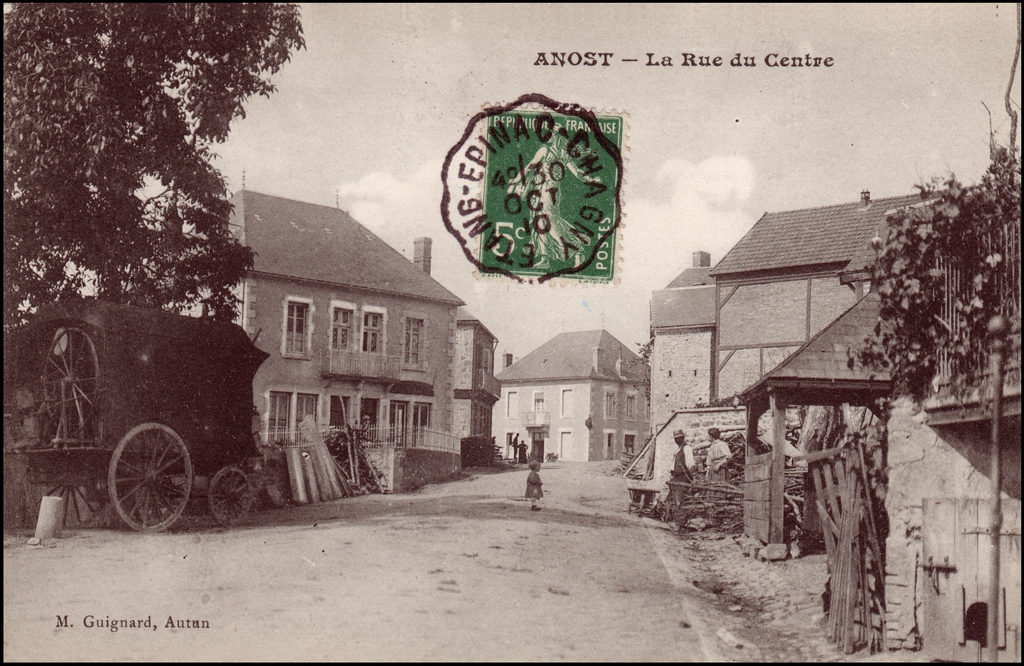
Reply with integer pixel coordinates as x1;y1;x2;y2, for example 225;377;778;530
526;461;543;511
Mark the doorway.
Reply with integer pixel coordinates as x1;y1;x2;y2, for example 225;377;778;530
531;431;545;461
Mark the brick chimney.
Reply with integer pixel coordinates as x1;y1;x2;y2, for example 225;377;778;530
414;237;432;275
860;190;871;208
692;251;711;268
592;346;604;374
504;353;514;368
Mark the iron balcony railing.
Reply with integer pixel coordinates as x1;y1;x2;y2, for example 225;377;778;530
264;425;460;454
520;410;549;426
473;368;501;398
319;349;402;381
357;425;461;453
933;216;1021;401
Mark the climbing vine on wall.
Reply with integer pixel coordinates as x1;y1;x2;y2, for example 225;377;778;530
858;146;1021;400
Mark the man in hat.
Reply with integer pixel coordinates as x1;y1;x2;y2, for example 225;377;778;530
670;429;695;483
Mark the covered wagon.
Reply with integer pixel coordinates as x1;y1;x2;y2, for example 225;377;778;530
4;299;268;531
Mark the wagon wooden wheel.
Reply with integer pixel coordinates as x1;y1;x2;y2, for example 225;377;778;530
40;327;100;445
108;423;193;532
208;466;254;527
46;484;105;527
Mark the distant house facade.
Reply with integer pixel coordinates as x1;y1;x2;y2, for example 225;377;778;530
649;250;716;429
709;191;924;400
452;307;500;440
230;191;464;457
494;330;650;462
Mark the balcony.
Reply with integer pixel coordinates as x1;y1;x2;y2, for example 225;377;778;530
473;368;501;399
520;410;549;428
320;349;402;381
925;217;1020;423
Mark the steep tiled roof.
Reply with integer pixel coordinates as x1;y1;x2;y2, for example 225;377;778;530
651;285;715;329
456;306;497;342
665;266;712;289
741;292;888;398
496;330;648;383
710;193;926;277
231;191;463;305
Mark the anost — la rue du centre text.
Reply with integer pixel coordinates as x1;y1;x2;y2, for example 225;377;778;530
533;52;835;68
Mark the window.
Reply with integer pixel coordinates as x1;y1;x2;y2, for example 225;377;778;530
506;391;518;418
389;401;408;444
296;393;318;442
412;402;431;430
607;432;615;455
332;307;353;351
296;393;318;424
363;312;382;353
268;392;291;442
624;434;636;453
561;389;574;418
286;301;310;354
411;402;431;445
329;395;350;428
625;394;636;420
604;390;617;418
359;397;379;429
471;402;491;436
534;392;545;414
404;318;423;364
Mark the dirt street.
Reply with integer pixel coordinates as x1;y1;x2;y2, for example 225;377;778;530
5;461;736;662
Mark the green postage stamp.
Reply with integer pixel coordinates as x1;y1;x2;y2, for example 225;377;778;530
442;94;624;283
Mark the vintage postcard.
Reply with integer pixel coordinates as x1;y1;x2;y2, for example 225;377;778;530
4;4;1020;662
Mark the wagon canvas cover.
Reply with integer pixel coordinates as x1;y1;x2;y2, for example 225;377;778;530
5;299;268;474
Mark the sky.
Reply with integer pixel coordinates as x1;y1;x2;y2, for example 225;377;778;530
213;4;1022;362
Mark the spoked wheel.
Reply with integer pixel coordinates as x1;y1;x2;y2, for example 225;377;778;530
40;327;100;445
208;466;253;527
46;484;106;527
108;423;193;532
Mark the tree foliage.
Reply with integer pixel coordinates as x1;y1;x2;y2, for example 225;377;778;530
4;4;304;326
860;146;1021;399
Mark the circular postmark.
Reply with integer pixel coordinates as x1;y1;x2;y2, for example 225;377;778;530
441;93;623;283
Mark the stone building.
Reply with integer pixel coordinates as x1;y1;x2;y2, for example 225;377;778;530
709;191;923;400
649;250;715;429
494;330;649;462
229;191;465;488
879;215;1020;657
452;307;500;440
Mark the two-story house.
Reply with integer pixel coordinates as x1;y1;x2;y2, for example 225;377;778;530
453;306;500;440
494;330;650;462
709;191;924;400
649;250;716;428
229;191;464;457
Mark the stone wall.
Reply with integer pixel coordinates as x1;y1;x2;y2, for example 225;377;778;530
651;329;712;428
393;448;461;493
364;447;461;493
883;395;1021;651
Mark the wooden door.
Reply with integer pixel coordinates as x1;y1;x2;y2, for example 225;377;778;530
922;498;1021;662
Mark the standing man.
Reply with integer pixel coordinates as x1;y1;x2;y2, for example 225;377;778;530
705;428;732;483
671;429;694;483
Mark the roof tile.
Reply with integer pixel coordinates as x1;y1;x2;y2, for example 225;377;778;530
710;193;926;276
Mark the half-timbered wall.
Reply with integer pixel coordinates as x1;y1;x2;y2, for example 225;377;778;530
715;273;859;399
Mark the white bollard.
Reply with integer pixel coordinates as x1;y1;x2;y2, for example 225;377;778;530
34;495;65;541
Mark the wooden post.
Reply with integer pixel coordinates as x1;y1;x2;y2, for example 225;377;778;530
769;391;787;545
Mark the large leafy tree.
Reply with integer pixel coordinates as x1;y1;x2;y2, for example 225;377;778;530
4;4;304;326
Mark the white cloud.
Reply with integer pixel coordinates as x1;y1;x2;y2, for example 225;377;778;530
335;155;757;361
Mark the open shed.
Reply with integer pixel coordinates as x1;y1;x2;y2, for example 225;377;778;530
739;293;889;545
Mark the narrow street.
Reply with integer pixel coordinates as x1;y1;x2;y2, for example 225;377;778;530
5;462;732;662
